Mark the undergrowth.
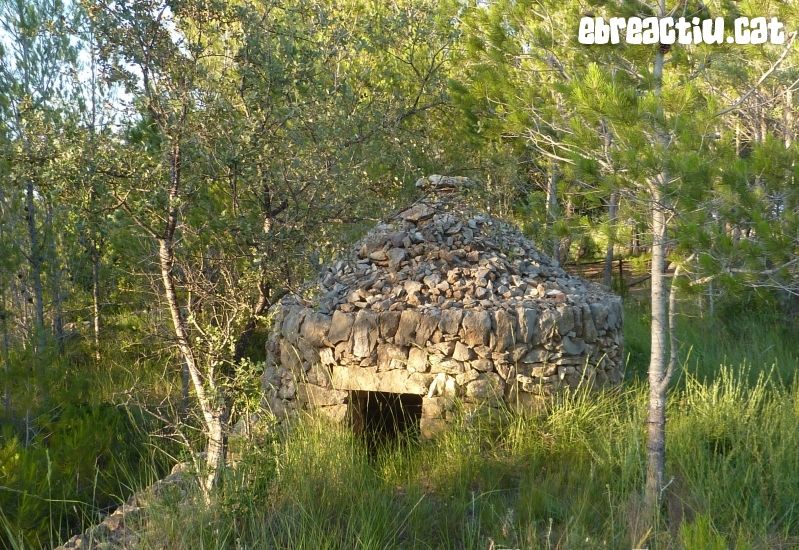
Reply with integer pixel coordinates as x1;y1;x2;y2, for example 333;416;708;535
131;303;799;549
2;304;797;549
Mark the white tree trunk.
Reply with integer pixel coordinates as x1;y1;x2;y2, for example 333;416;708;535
645;2;672;516
25;181;46;353
646;183;669;515
45;203;64;349
91;244;101;362
546;161;560;265
157;142;227;499
2;292;10;416
603;191;619;288
158;236;227;498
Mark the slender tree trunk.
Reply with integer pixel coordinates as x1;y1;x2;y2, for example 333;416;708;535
91;244;102;362
2;293;10;417
546;160;560;265
645;4;672;519
158;238;227;497
45;203;64;349
88;30;102;363
603;191;619;288
158;142;227;499
646;183;669;516
25;181;46;353
558;197;574;265
0;187;11;416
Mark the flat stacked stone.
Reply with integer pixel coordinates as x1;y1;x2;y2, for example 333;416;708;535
262;175;624;435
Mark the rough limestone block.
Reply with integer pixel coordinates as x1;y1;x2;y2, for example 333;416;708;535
508;345;527;363
432;341;456;355
471;358;494;372
561;336;586;355
538;308;557;338
352;310;379;358
515;374;536;392
407;347;428;372
461;310;492;346
455;369;480;386
516;307;538;344
400;203;435;222
607;299;623;329
415;312;439;345
306;364;333;388
297;339;319;365
328;310;354;344
438;308;463;335
452;341;474;361
379;311;401;339
517;363;548;378
262;365;282;387
491;309;516;352
420;417;447;439
494;362;513;381
556;305;574;336
301;312;331;346
297;383;348;406
387;248;407;270
334;339;352;359
282;306;305;342
582;304;598;343
505;384;547;414
377;343;408;371
278;376;296;399
319;348;336;367
318;404;348;423
426;373;447;397
279;340;303;374
522;348;548;364
429;359;465;375
395;309;421;346
572;306;583;338
589;302;608;328
465;373;503;400
265;395;289;418
422;396;452;419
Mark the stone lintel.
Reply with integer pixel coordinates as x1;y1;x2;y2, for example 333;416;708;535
331;365;434;395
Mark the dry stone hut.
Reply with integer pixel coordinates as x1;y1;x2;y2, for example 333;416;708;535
262;175;623;438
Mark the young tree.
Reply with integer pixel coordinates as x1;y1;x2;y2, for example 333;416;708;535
0;0;76;354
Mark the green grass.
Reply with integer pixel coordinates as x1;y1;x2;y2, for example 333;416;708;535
0;314;181;549
131;304;799;549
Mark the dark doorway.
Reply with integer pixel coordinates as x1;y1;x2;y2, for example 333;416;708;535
349;391;422;449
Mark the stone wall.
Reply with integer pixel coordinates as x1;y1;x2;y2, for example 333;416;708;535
262;175;623;436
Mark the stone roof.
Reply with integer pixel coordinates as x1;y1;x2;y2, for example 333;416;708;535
295;174;615;319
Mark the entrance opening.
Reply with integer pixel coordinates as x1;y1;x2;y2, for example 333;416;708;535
349;391;422;449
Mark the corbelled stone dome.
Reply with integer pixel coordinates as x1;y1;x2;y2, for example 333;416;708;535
262;175;623;437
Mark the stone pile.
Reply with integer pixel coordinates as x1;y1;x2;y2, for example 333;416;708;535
262;175;623;436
